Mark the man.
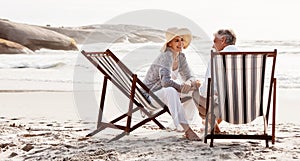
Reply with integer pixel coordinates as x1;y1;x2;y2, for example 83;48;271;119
194;29;238;133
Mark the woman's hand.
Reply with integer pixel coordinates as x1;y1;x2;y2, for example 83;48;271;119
181;80;201;93
181;82;192;93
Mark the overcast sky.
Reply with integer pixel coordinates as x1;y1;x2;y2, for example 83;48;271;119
1;0;300;40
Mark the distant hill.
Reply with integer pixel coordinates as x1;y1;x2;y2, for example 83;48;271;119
0;19;200;54
41;24;166;44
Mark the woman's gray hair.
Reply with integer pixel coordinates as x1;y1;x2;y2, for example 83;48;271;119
214;29;236;45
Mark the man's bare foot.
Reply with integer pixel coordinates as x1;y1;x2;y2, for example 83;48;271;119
201;119;223;134
214;123;221;133
185;128;202;141
214;119;223;133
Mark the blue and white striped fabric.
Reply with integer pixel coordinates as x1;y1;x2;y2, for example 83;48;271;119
213;54;267;124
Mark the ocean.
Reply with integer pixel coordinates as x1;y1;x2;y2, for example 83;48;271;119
0;40;298;91
0;40;299;124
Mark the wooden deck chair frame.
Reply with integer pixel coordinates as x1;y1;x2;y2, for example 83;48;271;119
204;49;277;147
81;49;170;142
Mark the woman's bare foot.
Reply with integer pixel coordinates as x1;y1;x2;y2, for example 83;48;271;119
185;128;202;141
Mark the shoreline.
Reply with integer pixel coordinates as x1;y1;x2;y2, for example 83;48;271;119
0;88;298;124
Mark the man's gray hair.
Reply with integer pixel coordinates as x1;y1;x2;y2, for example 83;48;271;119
214;29;236;45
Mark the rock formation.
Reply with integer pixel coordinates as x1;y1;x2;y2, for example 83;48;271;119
0;19;188;54
0;19;78;52
0;38;33;54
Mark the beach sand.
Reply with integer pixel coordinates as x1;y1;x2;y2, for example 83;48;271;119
0;89;299;160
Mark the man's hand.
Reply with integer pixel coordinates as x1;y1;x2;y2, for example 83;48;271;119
191;80;201;89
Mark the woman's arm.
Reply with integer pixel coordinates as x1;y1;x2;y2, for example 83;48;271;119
178;53;194;81
159;66;181;91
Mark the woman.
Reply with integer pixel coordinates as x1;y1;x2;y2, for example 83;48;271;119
143;27;201;141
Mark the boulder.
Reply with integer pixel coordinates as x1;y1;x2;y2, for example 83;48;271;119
0;19;78;51
0;38;33;54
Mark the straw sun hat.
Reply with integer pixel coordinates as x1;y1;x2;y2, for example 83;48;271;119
161;27;192;52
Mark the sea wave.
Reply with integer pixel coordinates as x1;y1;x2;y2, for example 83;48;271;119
239;40;300;54
0;62;66;69
0;50;78;69
0;41;299;90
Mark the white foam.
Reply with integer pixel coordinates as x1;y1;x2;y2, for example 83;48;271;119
0;40;299;91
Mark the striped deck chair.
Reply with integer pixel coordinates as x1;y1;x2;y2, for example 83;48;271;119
81;49;170;142
204;49;277;147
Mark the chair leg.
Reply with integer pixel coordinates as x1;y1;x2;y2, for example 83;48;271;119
108;132;128;143
262;116;270;148
265;139;269;148
272;78;276;145
86;127;104;137
210;138;214;147
88;120;104;137
204;116;209;144
209;119;215;147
